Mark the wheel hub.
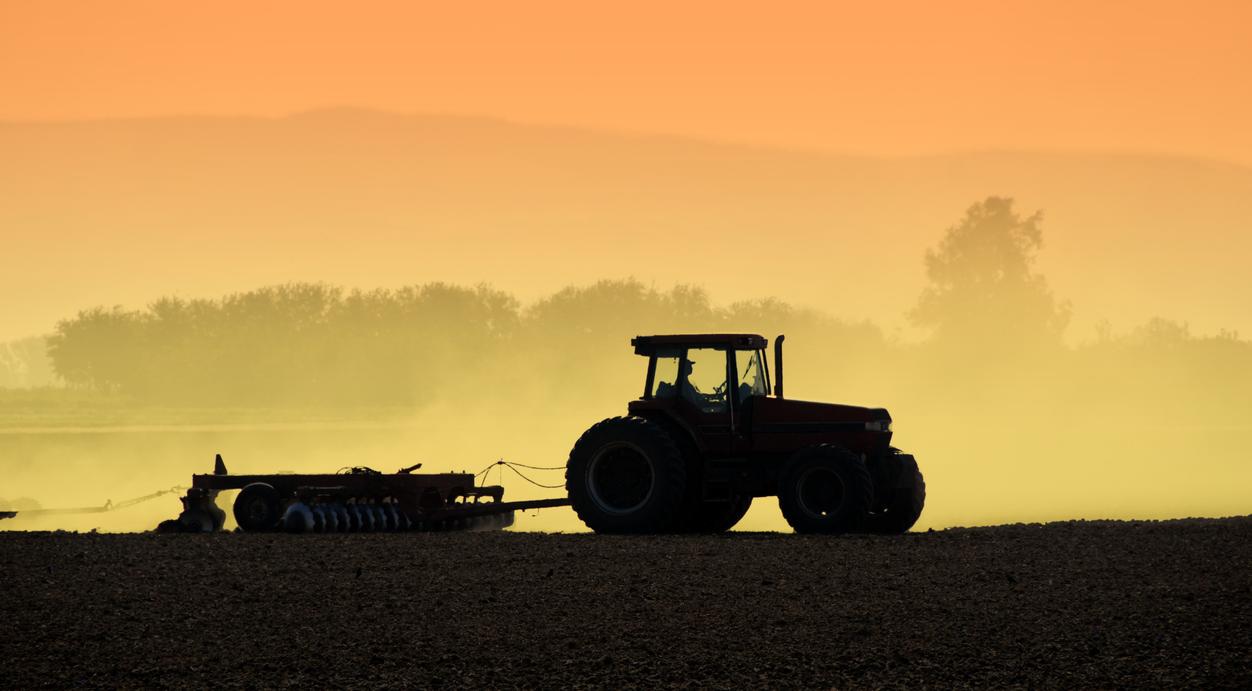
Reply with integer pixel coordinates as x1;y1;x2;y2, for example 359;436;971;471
796;467;846;519
587;443;655;515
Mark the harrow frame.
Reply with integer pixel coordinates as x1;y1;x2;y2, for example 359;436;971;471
162;455;569;533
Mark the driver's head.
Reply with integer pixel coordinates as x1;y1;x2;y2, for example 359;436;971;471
680;360;694;375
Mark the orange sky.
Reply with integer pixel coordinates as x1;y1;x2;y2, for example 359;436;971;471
2;1;1250;162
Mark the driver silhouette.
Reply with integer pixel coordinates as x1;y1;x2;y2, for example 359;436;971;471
679;359;703;406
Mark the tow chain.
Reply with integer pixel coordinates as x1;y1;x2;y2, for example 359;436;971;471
475;459;566;489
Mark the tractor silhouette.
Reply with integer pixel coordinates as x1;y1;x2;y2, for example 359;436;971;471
566;334;924;534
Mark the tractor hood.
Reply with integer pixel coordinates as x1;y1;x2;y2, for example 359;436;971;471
750;397;893;452
758;397;889;423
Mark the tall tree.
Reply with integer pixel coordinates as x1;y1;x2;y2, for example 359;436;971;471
911;197;1069;350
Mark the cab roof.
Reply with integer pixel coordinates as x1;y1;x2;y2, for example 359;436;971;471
631;334;767;354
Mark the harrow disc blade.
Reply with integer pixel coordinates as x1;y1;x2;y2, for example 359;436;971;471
177;509;216;533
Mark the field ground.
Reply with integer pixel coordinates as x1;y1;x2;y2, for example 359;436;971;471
1;518;1249;688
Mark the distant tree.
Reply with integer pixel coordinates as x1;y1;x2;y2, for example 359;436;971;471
1127;317;1191;348
911;197;1070;351
47;307;145;392
518;280;720;403
525;279;716;342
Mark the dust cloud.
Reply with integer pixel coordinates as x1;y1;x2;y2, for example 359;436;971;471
1;198;1248;532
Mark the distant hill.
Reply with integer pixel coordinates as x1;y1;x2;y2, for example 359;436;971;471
2;108;1249;341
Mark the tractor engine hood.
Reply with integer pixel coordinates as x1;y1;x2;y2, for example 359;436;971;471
751;397;894;442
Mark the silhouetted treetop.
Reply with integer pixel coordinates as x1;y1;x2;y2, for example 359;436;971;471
910;197;1070;350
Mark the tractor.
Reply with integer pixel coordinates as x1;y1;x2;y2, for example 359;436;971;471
565;334;924;534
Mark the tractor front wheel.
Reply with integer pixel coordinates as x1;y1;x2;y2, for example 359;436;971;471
778;444;873;534
864;452;926;534
566;416;687;534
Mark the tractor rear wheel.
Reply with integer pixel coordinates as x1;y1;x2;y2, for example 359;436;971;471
233;483;284;532
864;453;926;534
778;444;873;534
566;416;687;534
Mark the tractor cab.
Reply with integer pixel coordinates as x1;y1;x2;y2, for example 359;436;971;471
628;334;768;458
627;333;892;460
637;334;771;413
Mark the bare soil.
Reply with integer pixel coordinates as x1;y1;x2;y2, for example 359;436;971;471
1;518;1249;689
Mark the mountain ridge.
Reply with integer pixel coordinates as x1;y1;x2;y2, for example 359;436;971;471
5;106;1250;172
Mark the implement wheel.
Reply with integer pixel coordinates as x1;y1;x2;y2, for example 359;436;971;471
233;483;283;532
566;416;687;534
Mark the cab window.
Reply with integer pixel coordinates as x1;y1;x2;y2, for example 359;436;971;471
652;351;681;399
680;347;729;413
737;349;770;401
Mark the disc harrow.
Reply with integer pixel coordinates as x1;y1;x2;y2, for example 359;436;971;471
157;454;568;534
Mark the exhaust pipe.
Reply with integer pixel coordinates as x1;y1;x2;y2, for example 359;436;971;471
774;334;785;399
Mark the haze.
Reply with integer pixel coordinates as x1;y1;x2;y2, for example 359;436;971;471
0;2;1248;532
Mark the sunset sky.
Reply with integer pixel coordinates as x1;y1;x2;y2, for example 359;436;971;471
3;1;1251;162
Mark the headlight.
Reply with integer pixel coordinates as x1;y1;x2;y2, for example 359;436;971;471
865;420;893;433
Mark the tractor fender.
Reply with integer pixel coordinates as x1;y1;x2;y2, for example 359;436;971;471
633;410;725;511
865;449;919;490
634;410;706;458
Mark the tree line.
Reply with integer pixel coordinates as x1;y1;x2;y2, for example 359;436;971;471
40;198;1250;414
43;279;885;406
